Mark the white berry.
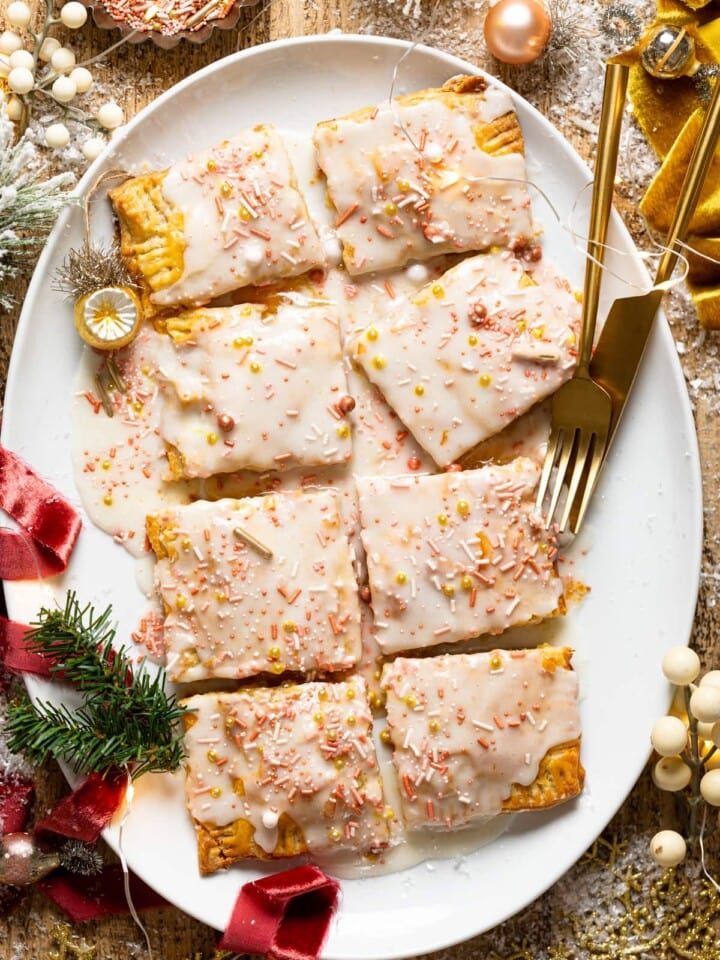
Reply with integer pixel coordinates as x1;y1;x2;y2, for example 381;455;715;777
51;47;76;73
690;685;720;723
8;66;34;95
9;49;34;71
45;122;70;149
7;2;32;28
69;66;92;93
406;262;430;284
650;830;686;867
651;716;688;757
700;768;720;806
38;36;61;62
96;101;123;129
700;670;720;689
662;646;700;685
0;31;23;55
60;2;88;28
424;142;443;163
6;96;23;121
51;75;77;103
652;756;691;792
81;136;106;161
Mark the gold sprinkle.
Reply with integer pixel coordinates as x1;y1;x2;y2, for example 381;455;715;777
175;594;186;610
431;283;444;298
414;384;425;396
318;688;329;701
531;325;545;339
313;712;325;725
283;620;296;634
133;400;143;413
271;662;284;675
428;719;440;734
395;572;407;585
102;493;113;507
442;583;456;597
346;714;357;726
234;526;273;560
490;654;503;670
468;334;478;346
380;728;392;745
326;730;338;742
215;591;227;603
238;205;251;221
397;178;410;192
437;513;448;526
268;646;281;660
181;537;191;550
206;158;217;171
207;749;219;763
371;354;386;370
101;459;111;470
210;787;222;798
456;499;471;516
219;181;232;198
249;361;262;374
366;327;379;342
334;757;346;770
207;432;218;446
337;423;351;439
405;694;418;708
460;575;473;591
478;373;492;388
345;687;355;700
328;827;342;842
384;201;398;216
383;805;395;819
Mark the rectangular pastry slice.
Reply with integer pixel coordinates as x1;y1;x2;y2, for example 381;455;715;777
357;459;563;655
382;647;584;830
348;250;580;466
153;299;352;478
182;679;392;873
313;75;533;275
110;126;325;312
148;490;362;682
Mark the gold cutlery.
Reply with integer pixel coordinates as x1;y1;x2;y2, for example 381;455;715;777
535;61;629;533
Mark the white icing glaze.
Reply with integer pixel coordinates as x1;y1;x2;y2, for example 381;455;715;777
155;126;325;307
71;324;192;557
382;648;581;828
182;679;392;857
152;490;362;682
154;299;352;477
314;89;533;275
349;250;580;466
356;459;563;655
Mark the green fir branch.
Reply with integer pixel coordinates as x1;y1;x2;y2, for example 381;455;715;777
6;592;187;779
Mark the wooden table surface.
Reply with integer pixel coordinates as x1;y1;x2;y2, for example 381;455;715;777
2;1;719;958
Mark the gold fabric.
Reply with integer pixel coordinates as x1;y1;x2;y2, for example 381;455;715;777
630;2;720;327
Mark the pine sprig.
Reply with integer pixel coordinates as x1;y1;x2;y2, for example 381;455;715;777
6;592;187;779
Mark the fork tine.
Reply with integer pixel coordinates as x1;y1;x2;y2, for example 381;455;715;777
571;433;608;534
535;425;562;515
559;430;594;532
545;432;576;529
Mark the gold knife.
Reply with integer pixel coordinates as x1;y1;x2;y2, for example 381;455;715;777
589;74;720;451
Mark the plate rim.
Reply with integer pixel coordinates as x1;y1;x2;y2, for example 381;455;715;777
2;32;704;960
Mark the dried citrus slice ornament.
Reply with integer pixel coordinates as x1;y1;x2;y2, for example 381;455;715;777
74;285;142;350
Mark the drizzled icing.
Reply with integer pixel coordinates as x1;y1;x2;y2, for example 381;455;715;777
357;459;562;655
154;126;325;307
349;250;580;466
150;490;362;682
153;300;352;478
382;648;581;828
313;84;533;275
182;679;393;857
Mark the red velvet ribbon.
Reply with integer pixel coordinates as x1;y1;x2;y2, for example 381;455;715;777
36;769;128;843
0;615;55;676
37;866;168;921
0;773;34;835
220;865;340;960
0;445;81;579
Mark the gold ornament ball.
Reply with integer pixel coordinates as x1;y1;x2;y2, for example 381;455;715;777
640;24;697;80
484;0;552;65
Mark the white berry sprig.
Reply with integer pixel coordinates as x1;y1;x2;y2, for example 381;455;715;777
0;1;129;158
649;646;720;868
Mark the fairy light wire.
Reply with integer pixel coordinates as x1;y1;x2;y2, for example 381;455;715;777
118;767;154;958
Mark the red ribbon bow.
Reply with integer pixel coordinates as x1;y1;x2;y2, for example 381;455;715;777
220;864;341;960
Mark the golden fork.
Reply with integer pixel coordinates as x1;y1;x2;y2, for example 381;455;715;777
535;61;629;533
